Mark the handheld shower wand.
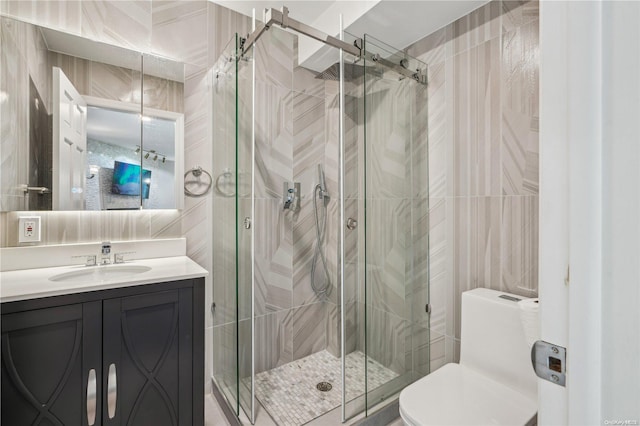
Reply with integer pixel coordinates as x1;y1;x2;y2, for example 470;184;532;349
311;164;331;298
317;164;327;198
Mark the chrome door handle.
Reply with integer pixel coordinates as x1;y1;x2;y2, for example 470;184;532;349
107;363;117;418
87;369;97;425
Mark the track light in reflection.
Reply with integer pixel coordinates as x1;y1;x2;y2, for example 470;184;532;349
138;148;167;162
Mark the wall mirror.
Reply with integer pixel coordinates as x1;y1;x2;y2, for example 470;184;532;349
0;15;186;211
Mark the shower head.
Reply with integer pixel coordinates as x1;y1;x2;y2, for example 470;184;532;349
315;63;365;81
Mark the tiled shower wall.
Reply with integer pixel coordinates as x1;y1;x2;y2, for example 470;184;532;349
405;0;539;362
0;0;253;393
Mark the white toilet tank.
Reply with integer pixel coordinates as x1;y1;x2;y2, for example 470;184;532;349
459;288;537;401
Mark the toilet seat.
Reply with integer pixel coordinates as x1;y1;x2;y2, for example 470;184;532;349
399;363;537;426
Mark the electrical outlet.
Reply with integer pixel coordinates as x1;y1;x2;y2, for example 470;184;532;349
18;216;41;243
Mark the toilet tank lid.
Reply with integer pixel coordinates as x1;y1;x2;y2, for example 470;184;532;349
459;288;538;401
464;287;527;304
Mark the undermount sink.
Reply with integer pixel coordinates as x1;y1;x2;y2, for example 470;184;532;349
49;265;151;282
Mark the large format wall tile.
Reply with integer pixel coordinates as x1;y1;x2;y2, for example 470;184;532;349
452;37;501;197
293;64;324;99
502;0;539;33
451;196;502;339
81;0;152;51
253;83;293;199
254;27;294;90
1;1;81;35
292;92;327;307
207;1;250;68
501;19;539;195
366;199;410;318
406;26;449;67
292;302;326;359
1;210;187;247
151;0;207;68
212;197;236;327
402;1;539;354
212;322;237;390
325;302;340;357
365;79;413;199
254;199;293;316
367;306;408;374
501;195;538;296
451;0;501;55
255;310;294;374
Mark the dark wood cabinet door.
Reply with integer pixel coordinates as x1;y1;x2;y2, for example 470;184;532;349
1;301;102;426
102;289;193;426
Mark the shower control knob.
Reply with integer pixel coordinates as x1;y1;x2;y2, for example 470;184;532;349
244;217;251;229
346;218;357;230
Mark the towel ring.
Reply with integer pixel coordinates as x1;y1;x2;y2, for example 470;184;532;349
184;166;212;197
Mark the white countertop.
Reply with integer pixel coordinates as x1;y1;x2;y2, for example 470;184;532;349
0;256;208;303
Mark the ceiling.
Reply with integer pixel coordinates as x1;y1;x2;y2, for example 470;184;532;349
212;0;489;72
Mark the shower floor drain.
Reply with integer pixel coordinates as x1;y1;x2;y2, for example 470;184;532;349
316;381;332;392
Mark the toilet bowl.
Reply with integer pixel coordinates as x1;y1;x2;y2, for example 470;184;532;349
399;288;538;426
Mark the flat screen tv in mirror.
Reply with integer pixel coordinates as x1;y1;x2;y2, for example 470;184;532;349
111;161;151;199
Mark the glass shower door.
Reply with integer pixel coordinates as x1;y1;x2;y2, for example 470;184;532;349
210;32;255;421
361;33;430;414
236;37;255;422
211;34;240;414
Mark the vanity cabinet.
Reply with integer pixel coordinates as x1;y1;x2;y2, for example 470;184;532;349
1;278;204;426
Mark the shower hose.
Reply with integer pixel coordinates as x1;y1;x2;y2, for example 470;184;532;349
311;184;331;298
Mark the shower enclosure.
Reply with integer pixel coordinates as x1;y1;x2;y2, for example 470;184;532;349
212;8;429;424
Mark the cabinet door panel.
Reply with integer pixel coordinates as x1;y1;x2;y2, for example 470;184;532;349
103;289;192;426
1;302;102;426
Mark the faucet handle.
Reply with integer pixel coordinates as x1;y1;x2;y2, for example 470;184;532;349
113;252;135;264
72;254;97;266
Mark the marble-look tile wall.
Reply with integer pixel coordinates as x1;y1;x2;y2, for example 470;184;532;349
405;0;539;360
0;0;254;395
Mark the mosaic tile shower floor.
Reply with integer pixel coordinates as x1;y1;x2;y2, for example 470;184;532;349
244;350;399;426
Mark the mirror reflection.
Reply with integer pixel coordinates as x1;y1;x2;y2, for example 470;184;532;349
0;16;185;211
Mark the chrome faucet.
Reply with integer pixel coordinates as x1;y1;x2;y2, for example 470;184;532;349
100;242;112;265
283;182;301;212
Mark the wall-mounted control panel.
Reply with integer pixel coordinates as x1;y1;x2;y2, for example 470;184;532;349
18;216;41;243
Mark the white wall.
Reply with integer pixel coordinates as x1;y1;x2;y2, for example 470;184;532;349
601;0;640;421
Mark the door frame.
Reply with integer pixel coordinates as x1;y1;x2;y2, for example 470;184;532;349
540;1;640;424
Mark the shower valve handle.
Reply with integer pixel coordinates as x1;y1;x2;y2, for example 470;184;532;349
346;218;358;230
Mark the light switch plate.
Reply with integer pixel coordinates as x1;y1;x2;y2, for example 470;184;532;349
18;216;41;243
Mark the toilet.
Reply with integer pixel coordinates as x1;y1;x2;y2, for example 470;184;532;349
399;288;538;425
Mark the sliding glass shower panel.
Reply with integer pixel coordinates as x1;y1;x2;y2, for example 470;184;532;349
211;34;240;415
237;39;255;421
340;30;368;423
362;33;430;413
